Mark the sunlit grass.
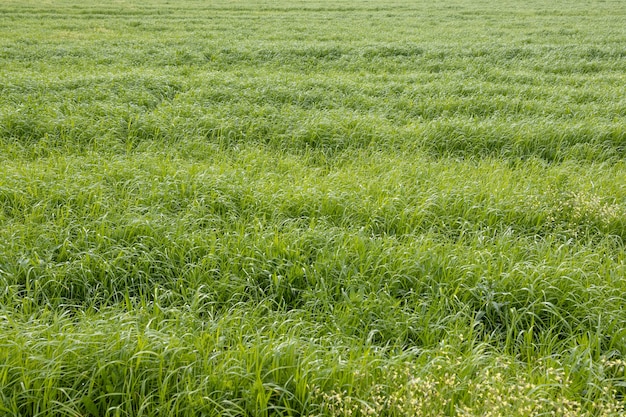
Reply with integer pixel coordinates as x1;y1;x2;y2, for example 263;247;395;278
1;0;625;415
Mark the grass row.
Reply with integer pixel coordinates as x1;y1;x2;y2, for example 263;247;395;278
2;72;624;161
2;305;625;416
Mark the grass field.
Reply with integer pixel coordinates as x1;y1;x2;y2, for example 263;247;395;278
1;0;626;415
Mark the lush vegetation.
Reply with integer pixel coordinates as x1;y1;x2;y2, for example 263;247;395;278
1;0;625;415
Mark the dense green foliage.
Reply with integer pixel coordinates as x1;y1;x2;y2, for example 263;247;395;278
1;0;625;415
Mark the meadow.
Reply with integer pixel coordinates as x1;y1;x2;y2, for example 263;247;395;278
0;0;625;415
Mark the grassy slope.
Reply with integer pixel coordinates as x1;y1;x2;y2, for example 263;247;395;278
0;0;625;415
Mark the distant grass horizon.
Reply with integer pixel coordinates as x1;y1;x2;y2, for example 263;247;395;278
0;0;625;415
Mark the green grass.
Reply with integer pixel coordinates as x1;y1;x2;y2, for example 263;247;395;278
1;0;625;415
